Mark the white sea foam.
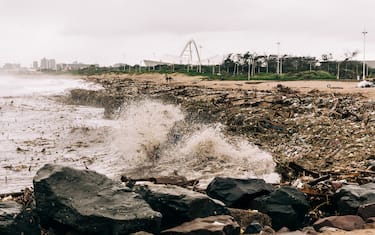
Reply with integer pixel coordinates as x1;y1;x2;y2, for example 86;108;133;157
112;99;280;186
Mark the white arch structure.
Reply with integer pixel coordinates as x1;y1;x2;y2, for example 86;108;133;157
180;39;202;71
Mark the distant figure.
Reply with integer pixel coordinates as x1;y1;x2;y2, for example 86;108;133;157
165;73;173;83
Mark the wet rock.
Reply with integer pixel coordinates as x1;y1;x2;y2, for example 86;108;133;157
228;208;271;230
244;222;262;234
134;183;229;229
0;201;40;235
250;186;309;230
357;202;375;220
313;215;365;231
206;177;274;208
334;183;375;215
33;164;161;235
161;215;240;235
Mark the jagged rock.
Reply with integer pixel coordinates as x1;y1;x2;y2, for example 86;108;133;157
161;215;240;235
33;164;162;235
249;186;309;230
228;208;271;230
334;183;375;215
206;177;274;208
357;202;375;220
244;222;262;234
134;183;229;229
313;215;365;231
0;201;40;235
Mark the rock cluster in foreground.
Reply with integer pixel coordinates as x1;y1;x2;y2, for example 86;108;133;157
1;164;375;235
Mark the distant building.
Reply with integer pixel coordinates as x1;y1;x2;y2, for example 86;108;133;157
56;62;98;71
33;61;39;70
2;63;21;71
47;59;56;70
40;58;48;70
40;58;56;70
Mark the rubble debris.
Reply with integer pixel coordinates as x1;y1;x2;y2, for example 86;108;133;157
0;200;40;235
228;208;272;231
81;76;375;185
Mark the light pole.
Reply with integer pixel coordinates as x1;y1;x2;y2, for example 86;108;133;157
276;42;280;74
362;30;368;80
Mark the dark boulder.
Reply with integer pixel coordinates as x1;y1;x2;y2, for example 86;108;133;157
134;183;229;229
33;164;162;235
313;215;365;231
0;201;40;235
334;183;375;215
250;186;309;230
206;177;274;208
244;222;263;234
161;215;240;235
357;202;375;220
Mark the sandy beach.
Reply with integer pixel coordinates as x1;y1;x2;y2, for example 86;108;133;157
105;73;375;99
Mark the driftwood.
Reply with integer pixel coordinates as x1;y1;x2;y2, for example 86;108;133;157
121;175;199;188
289;162;320;178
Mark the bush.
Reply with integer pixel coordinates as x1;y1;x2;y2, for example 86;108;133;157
288;70;336;80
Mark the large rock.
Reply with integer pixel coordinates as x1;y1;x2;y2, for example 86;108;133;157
134;183;229;229
0;201;40;235
357;202;375;220
206;177;274;208
249;186;309;230
313;215;365;231
161;215;240;235
334;183;375;215
33;164;162;235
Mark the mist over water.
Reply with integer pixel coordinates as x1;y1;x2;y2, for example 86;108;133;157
0;74;101;97
112;99;280;186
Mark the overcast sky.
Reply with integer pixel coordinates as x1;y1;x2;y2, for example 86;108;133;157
1;0;375;66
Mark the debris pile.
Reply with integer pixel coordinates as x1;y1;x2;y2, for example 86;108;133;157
77;76;375;185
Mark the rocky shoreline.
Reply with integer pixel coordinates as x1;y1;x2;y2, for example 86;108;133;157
1;74;375;234
1;164;374;234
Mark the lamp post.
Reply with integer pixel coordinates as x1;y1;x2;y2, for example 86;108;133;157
362;30;368;80
276;42;280;74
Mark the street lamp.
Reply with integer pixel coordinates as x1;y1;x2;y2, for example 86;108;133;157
276;42;280;74
362;30;368;80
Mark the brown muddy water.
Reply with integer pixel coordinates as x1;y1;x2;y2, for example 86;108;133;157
0;74;279;194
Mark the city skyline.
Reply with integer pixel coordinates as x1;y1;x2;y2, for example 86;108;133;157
1;0;375;66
